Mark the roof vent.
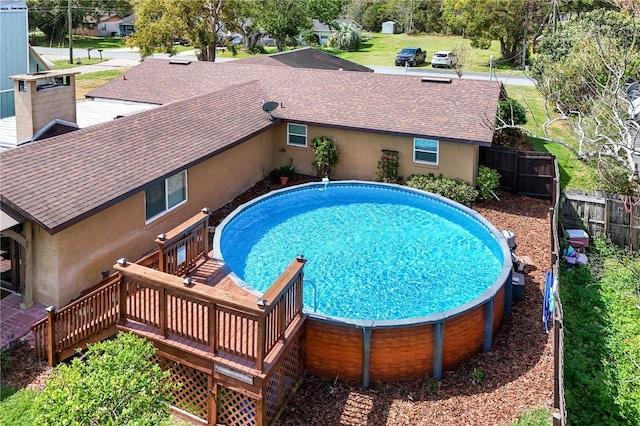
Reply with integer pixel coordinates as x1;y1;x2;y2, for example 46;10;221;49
421;77;452;84
169;59;191;65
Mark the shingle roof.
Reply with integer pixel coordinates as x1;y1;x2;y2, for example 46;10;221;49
88;58;500;144
2;58;501;234
0;80;274;233
239;47;373;72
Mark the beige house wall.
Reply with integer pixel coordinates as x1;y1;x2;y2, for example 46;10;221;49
273;124;479;185
37;130;276;307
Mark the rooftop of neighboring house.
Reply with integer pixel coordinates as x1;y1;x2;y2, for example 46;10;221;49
312;19;362;31
1;58;501;235
238;47;373;72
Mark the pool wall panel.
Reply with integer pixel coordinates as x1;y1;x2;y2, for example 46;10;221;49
369;324;434;382
493;287;505;335
303;318;363;381
442;306;485;370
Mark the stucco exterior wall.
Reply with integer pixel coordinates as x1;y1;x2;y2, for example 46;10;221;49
273;124;480;185
41;130;276;306
31;224;59;304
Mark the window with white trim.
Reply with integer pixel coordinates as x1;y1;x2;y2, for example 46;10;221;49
413;138;439;165
145;170;187;221
287;123;307;147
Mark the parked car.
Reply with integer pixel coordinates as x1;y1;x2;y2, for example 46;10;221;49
431;51;458;68
395;47;426;67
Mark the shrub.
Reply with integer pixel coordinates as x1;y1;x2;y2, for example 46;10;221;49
374;150;401;183
405;174;478;206
328;23;361;51
476;166;501;200
492;128;529;148
497;98;527;125
311;136;339;178
35;333;175;426
0;388;40;425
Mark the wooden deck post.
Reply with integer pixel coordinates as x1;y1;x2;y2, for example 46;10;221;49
45;306;57;367
256;315;266;371
208;302;217;354
118;275;127;325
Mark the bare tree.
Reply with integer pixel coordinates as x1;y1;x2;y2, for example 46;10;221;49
452;42;469;79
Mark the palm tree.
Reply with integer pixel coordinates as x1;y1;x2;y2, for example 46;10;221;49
328;23;361;52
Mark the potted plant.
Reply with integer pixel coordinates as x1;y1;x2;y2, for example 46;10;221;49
278;163;295;184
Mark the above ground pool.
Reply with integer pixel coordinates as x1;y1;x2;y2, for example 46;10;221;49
214;181;513;383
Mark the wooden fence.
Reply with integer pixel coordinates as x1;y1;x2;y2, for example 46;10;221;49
549;159;567;426
561;189;640;251
479;146;555;199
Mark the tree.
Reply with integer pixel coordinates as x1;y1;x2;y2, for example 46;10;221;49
359;0;394;32
311;136;339;178
219;0;264;51
534;9;640;193
35;333;175;425
441;0;549;66
250;0;310;51
328;22;362;51
128;0;224;61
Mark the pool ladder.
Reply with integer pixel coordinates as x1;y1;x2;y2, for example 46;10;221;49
304;279;318;312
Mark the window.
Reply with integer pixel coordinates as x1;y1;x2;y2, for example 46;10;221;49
287;123;307;147
413;138;439;165
145;171;187;221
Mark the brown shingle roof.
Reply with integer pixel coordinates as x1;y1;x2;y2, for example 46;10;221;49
88;58;500;144
0;80;274;233
3;59;501;233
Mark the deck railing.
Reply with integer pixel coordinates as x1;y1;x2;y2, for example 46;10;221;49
33;256;306;371
156;208;209;276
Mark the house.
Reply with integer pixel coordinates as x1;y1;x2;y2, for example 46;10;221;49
311;19;362;45
0;55;501;310
118;14;135;37
0;0;51;118
98;15;124;37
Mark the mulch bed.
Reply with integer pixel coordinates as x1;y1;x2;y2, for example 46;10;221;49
3;175;554;425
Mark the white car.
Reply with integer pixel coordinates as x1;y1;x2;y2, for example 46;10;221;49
431;51;458;68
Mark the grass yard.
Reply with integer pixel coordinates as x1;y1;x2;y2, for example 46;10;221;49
560;238;640;425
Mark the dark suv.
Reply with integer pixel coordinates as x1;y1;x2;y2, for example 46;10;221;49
395;47;426;67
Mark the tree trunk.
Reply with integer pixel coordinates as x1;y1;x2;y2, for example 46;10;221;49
197;44;217;62
275;37;285;52
245;32;264;51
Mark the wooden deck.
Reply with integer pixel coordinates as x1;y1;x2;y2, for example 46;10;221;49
30;209;307;426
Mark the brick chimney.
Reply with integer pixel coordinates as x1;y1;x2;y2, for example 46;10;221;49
9;69;80;142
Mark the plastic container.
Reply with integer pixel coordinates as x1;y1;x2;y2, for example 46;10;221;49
512;272;525;300
565;229;589;249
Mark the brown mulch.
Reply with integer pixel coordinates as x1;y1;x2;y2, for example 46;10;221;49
2;175;553;425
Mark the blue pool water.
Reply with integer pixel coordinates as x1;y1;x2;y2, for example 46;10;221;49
218;182;504;321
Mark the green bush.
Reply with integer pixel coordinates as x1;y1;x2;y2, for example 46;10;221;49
311;136;339;178
497;98;527;125
492;128;529;148
405;174;478;206
476;166;501;200
35;333;176;426
374;150;401;183
0;388;40;425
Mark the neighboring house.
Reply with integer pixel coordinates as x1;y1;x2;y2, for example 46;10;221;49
312;19;362;45
0;0;51;118
118;14;135;37
0;55;501;311
98;15;124;37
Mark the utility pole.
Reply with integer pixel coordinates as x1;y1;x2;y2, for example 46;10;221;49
68;0;73;64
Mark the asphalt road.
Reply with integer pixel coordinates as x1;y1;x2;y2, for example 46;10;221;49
34;46;536;87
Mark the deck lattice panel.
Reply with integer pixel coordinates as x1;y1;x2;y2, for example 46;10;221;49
153;354;209;421
265;340;302;422
217;386;258;426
